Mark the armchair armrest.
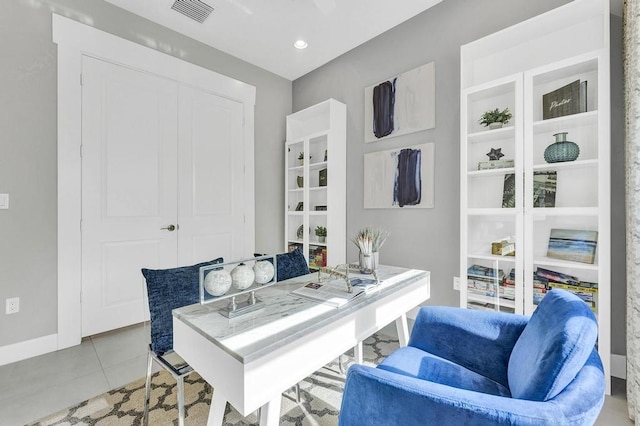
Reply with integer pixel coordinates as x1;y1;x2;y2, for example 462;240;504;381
339;365;567;426
409;306;528;386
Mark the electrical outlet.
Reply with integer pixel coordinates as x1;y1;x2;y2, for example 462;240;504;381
6;297;19;314
453;276;460;291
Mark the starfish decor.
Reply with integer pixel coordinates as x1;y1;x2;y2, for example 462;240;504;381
486;147;504;161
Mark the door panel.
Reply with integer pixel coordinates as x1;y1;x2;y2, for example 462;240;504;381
81;56;178;337
178;85;245;264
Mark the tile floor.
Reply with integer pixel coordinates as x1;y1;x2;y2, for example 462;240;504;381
0;323;633;425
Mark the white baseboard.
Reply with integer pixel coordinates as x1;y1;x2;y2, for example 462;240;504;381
0;334;58;366
611;354;626;379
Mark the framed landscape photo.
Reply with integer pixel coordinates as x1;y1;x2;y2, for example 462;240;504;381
547;229;598;264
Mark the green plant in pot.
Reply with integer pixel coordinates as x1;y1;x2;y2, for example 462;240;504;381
315;226;327;243
479;107;512;130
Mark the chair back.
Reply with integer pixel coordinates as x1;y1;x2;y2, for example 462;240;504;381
508;289;598;401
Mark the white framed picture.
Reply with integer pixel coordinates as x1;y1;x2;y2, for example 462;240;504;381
364;62;436;143
363;142;435;209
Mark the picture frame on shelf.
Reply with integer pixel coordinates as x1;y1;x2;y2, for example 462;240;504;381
547;229;598;264
502;171;556;208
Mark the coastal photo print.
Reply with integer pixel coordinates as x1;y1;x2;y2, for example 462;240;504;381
363;143;435;209
364;62;436;143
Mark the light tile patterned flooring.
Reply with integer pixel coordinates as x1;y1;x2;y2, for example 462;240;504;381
0;323;633;425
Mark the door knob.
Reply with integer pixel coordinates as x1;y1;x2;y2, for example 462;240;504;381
161;224;176;231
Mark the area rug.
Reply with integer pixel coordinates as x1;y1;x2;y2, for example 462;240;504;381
29;334;399;426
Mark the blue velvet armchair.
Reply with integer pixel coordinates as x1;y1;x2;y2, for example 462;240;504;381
339;289;605;425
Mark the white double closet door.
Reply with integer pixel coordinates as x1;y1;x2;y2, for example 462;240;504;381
80;56;246;336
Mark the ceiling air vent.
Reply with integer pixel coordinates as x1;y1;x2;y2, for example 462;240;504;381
171;0;214;23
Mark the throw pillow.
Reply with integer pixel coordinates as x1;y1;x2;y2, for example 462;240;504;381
142;257;223;354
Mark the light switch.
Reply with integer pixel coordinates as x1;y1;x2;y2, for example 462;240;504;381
0;194;9;209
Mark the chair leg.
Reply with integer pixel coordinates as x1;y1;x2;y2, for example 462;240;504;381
177;375;186;426
143;350;154;426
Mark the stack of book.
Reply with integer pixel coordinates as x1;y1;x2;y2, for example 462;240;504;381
467;265;506;299
477;159;514;170
535;267;598;312
309;246;327;269
532;273;548;305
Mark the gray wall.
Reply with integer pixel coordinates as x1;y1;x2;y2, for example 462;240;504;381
293;0;627;356
0;0;291;347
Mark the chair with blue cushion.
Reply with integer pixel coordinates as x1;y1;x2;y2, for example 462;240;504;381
141;257;223;426
339;289;605;425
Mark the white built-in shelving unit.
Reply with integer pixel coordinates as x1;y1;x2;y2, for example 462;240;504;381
285;99;346;270
460;0;611;392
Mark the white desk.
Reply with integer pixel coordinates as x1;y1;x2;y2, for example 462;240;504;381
173;265;430;426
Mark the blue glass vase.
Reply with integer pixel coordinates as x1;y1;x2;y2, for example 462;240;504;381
544;132;580;163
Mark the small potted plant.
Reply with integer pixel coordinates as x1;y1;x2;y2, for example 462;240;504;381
298;152;304;166
479;107;512;130
315;226;327;243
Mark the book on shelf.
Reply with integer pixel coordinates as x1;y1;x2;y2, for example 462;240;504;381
477;159;514;170
502;171;557;208
546;229;598;264
542;79;588;120
292;280;364;307
467;300;515;314
467;264;504;279
548;282;598;312
547;280;598;294
535;267;579;285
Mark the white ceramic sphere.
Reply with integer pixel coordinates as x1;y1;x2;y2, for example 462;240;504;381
231;263;255;290
253;260;275;284
203;269;232;297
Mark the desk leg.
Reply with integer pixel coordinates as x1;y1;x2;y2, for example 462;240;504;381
259;397;282;426
396;314;409;347
206;393;227;426
353;341;364;364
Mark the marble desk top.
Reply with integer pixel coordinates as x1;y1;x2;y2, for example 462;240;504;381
173;265;429;364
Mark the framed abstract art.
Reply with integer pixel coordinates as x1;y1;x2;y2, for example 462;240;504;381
364;62;436;143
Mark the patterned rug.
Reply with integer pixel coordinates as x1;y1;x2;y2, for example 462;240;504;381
29;334;399;426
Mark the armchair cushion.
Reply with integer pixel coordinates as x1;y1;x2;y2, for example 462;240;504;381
408;306;528;387
142;257;223;354
508;289;598;401
378;346;511;398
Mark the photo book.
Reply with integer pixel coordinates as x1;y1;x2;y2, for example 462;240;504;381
542;79;587;120
292;280;364;307
546;228;598;264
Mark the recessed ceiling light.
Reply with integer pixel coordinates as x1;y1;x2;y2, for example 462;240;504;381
294;40;308;50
